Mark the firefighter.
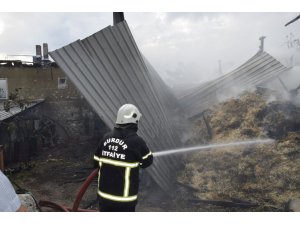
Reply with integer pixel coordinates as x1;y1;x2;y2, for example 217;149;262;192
94;104;153;212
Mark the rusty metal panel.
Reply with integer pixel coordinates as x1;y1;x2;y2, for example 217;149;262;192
50;21;183;192
179;52;290;118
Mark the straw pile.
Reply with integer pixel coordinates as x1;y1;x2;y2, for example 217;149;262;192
178;89;300;211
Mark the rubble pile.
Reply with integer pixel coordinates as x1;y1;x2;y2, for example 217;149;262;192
178;90;300;211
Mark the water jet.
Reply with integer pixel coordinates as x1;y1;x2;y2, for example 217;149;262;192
153;139;274;157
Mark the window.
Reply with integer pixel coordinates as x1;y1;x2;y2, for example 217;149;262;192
58;77;67;89
0;78;8;99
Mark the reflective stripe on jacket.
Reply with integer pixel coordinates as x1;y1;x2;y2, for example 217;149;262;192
94;125;153;206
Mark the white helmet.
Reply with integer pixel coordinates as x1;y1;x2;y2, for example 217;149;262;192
116;104;142;124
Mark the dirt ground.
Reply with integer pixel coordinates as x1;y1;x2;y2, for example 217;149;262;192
7;137;98;211
7;136;183;212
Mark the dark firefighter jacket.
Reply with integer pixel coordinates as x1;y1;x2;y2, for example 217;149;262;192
93;124;153;207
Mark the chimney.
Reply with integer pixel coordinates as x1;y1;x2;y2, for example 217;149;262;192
259;36;266;53
33;45;42;64
43;43;49;60
36;45;42;58
113;12;125;25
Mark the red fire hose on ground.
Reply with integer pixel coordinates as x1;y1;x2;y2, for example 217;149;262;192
39;169;99;212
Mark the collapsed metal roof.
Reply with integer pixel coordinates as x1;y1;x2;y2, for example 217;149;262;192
179;51;290;118
49;18;290;193
49;21;184;192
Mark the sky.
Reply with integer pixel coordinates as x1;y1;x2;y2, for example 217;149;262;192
0;3;300;90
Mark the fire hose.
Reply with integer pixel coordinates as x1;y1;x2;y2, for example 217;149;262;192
38;169;99;212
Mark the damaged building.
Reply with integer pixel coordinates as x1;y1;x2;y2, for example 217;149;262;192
0;43;108;169
1;13;300;212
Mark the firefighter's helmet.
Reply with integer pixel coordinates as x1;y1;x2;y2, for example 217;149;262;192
116;104;142;124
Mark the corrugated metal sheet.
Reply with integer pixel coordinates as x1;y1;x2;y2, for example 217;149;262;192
50;21;184;192
179;52;290;118
0;100;44;121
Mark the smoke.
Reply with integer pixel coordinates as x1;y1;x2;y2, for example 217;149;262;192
215;83;256;103
263;66;300;105
139;13;300;90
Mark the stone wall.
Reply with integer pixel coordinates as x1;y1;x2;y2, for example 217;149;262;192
40;99;108;140
0;65;108;140
0;66;79;101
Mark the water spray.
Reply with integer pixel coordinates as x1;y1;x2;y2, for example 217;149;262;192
153;139;274;157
